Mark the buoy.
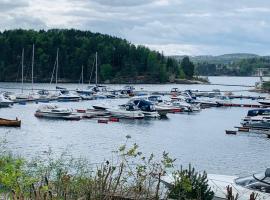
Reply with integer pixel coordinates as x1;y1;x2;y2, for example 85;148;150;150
77;109;86;113
98;119;108;124
109;117;119;122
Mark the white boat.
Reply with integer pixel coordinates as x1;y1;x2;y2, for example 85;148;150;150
147;95;181;113
207;169;270;200
160;169;270;200
57;92;81;102
241;115;270;129
0;94;13;107
107;104;144;119
241;109;270;129
258;98;270;106
171;95;201;112
125;98;161;118
35;105;80;120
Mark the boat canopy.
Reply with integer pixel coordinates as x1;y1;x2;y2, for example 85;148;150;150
247;109;270;117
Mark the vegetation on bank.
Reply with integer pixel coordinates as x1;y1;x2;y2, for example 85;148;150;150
0;136;214;199
0;29;197;84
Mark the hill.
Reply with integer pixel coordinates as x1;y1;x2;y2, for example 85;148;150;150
172;53;259;65
0;29;185;83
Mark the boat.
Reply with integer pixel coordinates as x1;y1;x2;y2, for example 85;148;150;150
225;130;237;135
107;104;144;119
160;169;270;200
57;92;81;102
125;98;161;118
0;118;21;127
147;95;182;113
207;169;270;200
241;109;270;129
241;115;270;129
83;108;110;118
35;105;80;120
258;98;270;106
0;94;14;107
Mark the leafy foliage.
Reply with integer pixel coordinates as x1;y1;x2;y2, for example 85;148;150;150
168;164;214;200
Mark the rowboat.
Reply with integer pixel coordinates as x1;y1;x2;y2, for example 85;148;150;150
0;118;21;127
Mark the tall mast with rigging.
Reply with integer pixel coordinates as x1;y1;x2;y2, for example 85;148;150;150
21;48;24;93
31;44;35;91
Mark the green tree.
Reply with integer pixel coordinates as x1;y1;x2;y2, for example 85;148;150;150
181;56;195;79
100;64;113;81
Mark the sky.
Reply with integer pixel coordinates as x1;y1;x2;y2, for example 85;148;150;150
0;0;270;56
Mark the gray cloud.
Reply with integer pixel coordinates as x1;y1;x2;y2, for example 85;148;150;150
0;0;28;11
0;0;270;55
89;0;155;7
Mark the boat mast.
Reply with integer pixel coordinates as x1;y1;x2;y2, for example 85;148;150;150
21;48;24;93
31;44;35;91
81;65;84;85
95;52;97;86
56;48;59;86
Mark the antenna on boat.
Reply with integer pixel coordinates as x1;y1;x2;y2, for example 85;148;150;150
21;48;24;93
95;52;98;86
31;44;35;91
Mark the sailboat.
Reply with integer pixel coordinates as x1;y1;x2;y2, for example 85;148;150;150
76;52;104;96
14;48;32;102
76;65;94;100
54;49;81;102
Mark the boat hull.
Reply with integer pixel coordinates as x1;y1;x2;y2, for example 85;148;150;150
0;118;21;127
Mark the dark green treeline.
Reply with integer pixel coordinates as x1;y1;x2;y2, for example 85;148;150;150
0;29;193;83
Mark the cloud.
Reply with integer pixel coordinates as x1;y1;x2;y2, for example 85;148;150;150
89;0;155;7
0;0;28;11
0;0;270;55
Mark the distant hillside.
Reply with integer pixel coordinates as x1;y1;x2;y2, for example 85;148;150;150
171;53;259;65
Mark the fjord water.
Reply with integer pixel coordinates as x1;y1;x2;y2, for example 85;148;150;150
0;76;269;176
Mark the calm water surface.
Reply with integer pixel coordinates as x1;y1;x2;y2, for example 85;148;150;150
0;76;270;176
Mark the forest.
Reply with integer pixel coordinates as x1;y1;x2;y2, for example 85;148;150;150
195;56;270;76
0;29;194;83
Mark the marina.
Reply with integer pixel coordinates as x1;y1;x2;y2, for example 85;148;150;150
0;76;270;177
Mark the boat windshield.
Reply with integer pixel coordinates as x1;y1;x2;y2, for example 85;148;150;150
235;172;270;193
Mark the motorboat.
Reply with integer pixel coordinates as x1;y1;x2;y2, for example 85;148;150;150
241;116;270;129
76;86;95;95
258;98;270;106
170;95;200;112
147;95;182;113
125;98;161;118
57;90;81;102
92;103;145;119
241;109;270;129
0;94;14;108
0;117;21;127
244;109;270;118
192;98;219;108
171;100;200;112
160;169;270;200
215;95;232;105
82;108;110;118
107;104;144;119
35;105;80;120
207;169;270;200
